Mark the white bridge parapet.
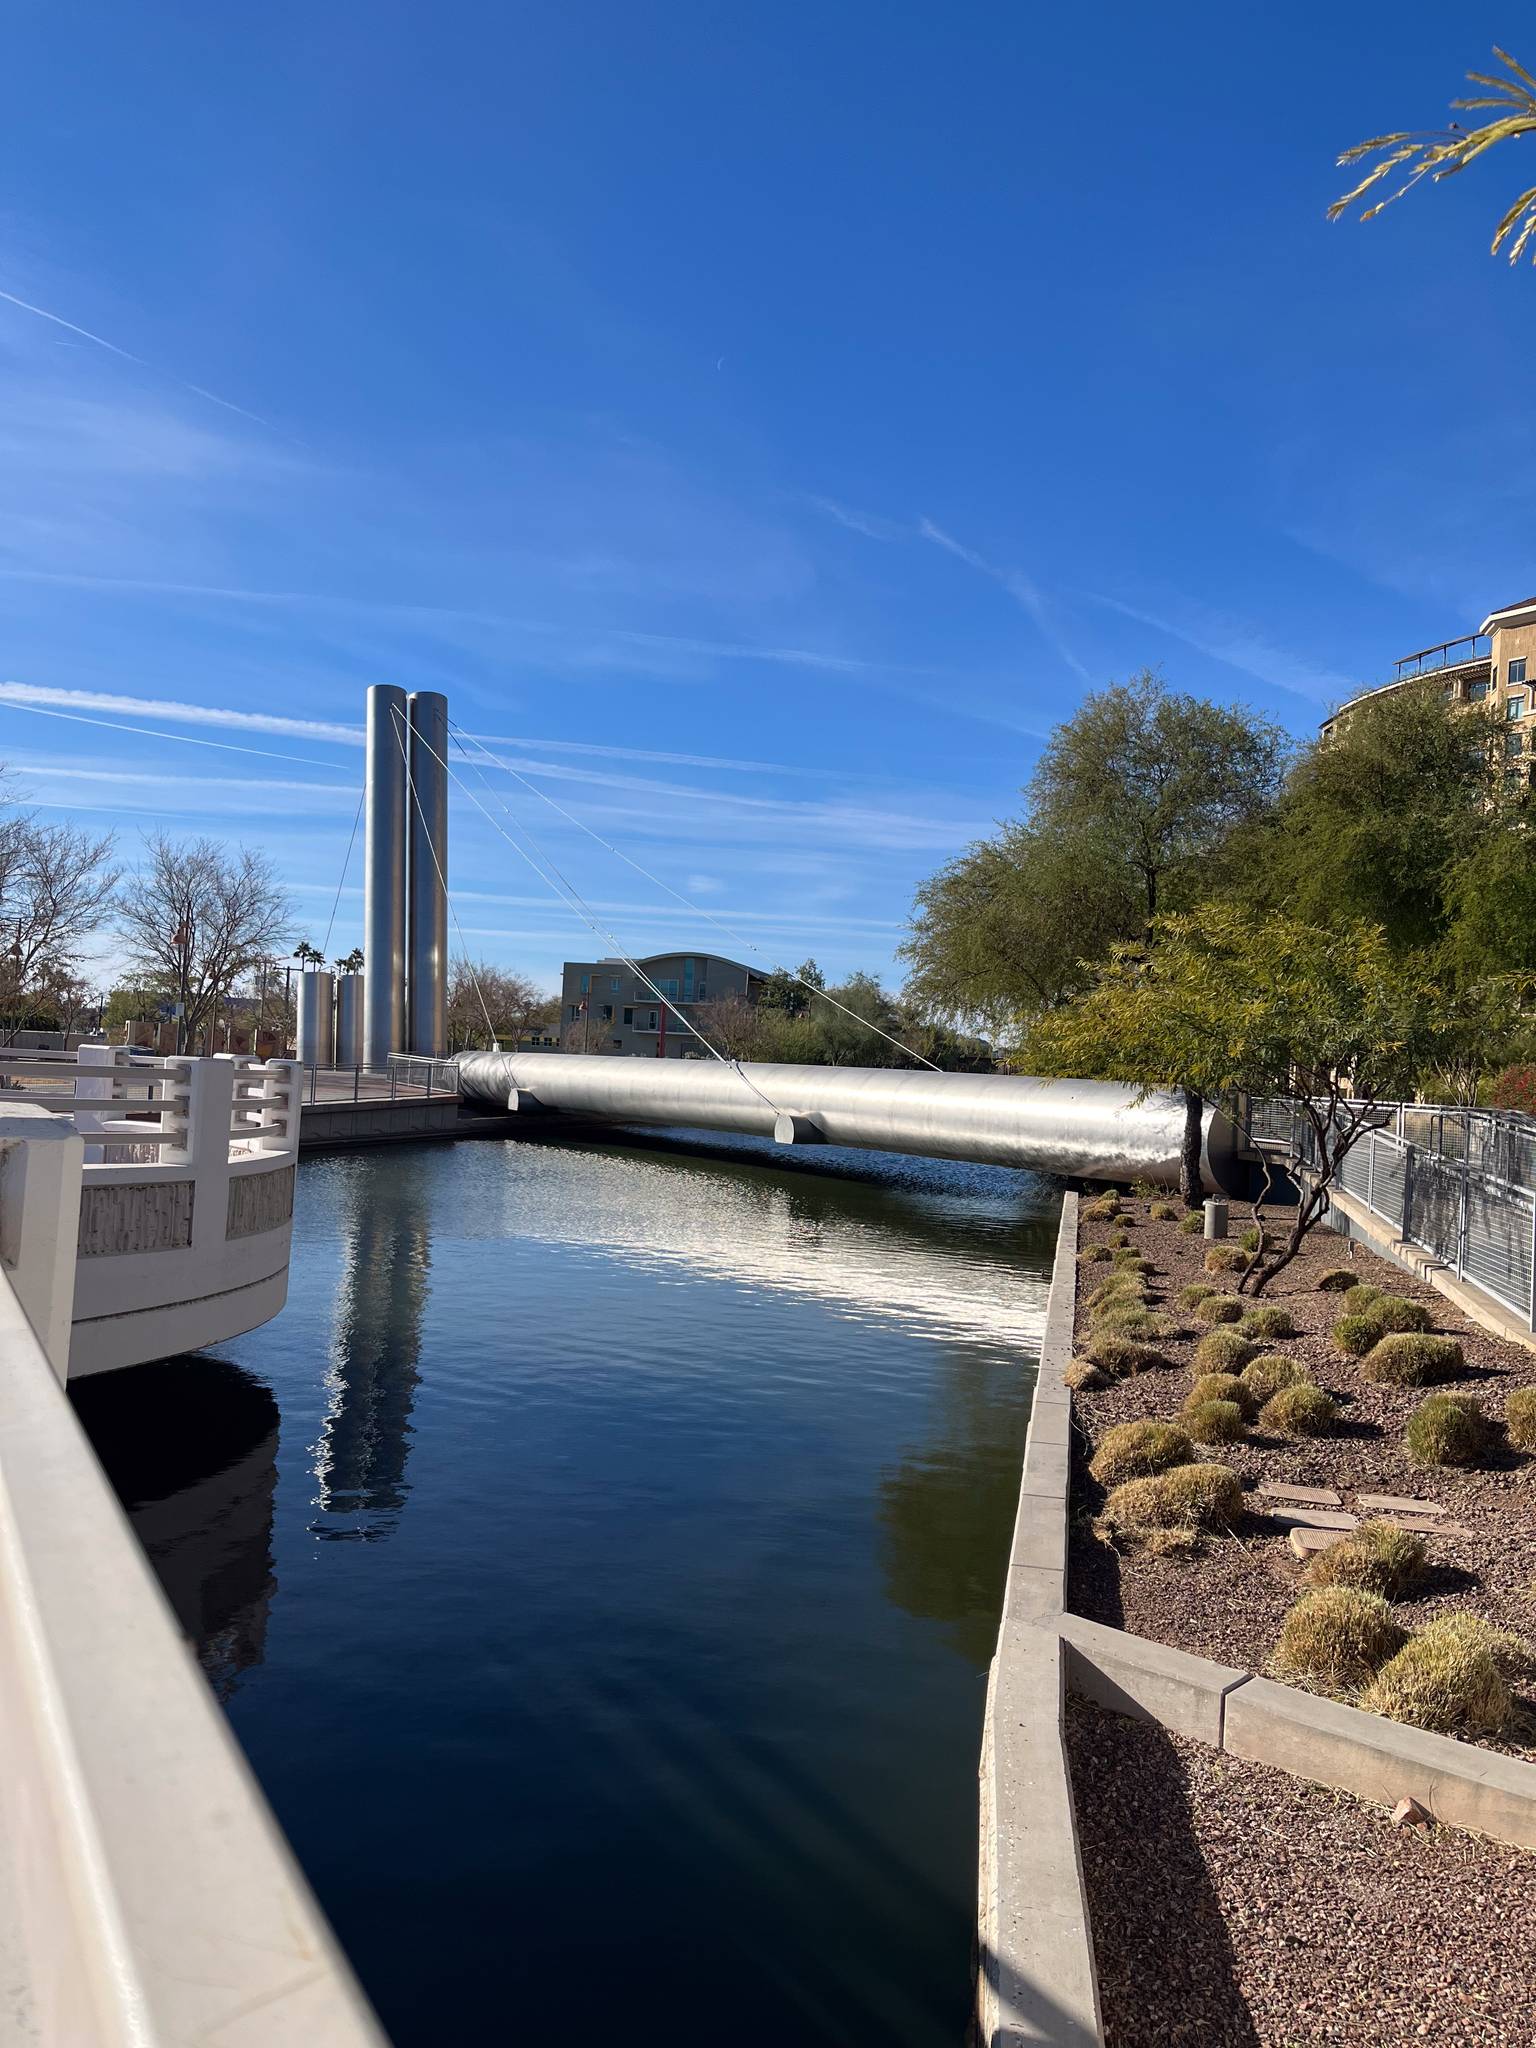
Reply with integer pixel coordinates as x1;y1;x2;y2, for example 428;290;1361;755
0;1047;301;1380
0;1101;385;2043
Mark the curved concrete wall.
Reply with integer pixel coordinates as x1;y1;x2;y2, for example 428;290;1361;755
454;1052;1240;1188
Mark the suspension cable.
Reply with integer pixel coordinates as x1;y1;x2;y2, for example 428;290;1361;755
319;786;364;960
388;703;500;1052
449;719;943;1072
408;721;784;1114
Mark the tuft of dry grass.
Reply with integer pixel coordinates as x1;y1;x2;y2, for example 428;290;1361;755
1092;1302;1174;1342
1100;1462;1242;1540
1078;1244;1112;1266
1106;1229;1131;1248
1082;1194;1120;1222
1239;1225;1264;1253
1240;1353;1308;1406
1111;1250;1155;1274
1184;1399;1245;1444
1363;1295;1434;1335
1176;1281;1217;1310
1302;1520;1426;1600
1204;1244;1247;1274
1260;1382;1339;1437
1149;1201;1178;1221
1179;1211;1206;1235
1239;1304;1296;1341
1192;1294;1243;1326
1087;1275;1147;1314
1192;1327;1257;1374
1088;1420;1193;1485
1273;1587;1405;1689
1063;1357;1108;1392
1361;1332;1463;1387
1083;1332;1167;1377
1405;1392;1487;1467
1184;1371;1257;1418
1333;1312;1383;1357
1360;1614;1513;1737
1317;1268;1357;1292
1504;1386;1536;1453
1341;1283;1383;1313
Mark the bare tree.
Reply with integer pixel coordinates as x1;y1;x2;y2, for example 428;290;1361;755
447;958;555;1051
116;834;291;1056
0;813;118;1042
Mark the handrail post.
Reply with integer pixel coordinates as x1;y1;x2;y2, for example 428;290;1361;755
0;1106;83;1383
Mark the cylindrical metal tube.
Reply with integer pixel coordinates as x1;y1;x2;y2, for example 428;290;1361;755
452;1052;1244;1190
363;684;409;1069
406;690;449;1058
296;971;336;1071
334;973;364;1069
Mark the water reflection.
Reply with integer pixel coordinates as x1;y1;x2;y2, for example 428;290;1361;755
309;1162;430;1540
71;1357;278;1700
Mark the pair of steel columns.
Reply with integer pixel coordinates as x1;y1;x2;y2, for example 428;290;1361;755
363;685;448;1066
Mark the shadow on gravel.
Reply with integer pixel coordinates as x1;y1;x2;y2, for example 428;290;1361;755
1064;1700;1262;2048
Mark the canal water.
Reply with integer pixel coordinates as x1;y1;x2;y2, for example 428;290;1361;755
73;1129;1057;2046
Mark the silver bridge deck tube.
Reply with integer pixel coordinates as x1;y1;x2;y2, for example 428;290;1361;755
406;690;449;1058
363;683;409;1069
453;1053;1241;1188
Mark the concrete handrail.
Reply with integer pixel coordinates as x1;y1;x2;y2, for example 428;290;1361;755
0;1121;385;2043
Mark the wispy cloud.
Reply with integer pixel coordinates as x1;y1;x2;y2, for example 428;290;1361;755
917;518;1094;684
805;494;907;543
0;284;273;430
0;680;360;743
1084;591;1354;706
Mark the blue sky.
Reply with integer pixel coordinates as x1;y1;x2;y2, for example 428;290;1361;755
1;3;1532;995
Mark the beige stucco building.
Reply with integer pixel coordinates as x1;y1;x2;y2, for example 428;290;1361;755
1321;596;1536;787
559;952;763;1056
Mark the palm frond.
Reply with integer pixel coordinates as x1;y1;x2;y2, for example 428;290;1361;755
1494;45;1536;96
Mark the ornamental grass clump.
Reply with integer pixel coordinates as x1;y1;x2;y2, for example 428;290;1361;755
1317;1268;1357;1293
1240;1225;1264;1254
1082;1332;1167;1378
1185;1399;1245;1445
1179;1211;1206;1235
1083;1194;1120;1222
1193;1327;1257;1374
1260;1382;1339;1437
1185;1371;1257;1419
1078;1244;1111;1265
1303;1521;1426;1600
1063;1357;1108;1392
1204;1244;1247;1274
1150;1201;1178;1221
1364;1295;1433;1335
1106;1229;1131;1248
1112;1250;1155;1274
1333;1313;1383;1358
1087;1284;1148;1320
1362;1333;1464;1388
1240;1304;1296;1341
1241;1353;1309;1405
1093;1302;1174;1343
1088;1420;1193;1485
1360;1614;1513;1737
1506;1386;1536;1452
1342;1283;1383;1313
1273;1588;1405;1689
1405;1392;1488;1467
1177;1281;1217;1309
1192;1294;1243;1326
1101;1462;1242;1539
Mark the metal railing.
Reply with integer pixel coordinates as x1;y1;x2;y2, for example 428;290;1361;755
1394;631;1492;680
298;1057;460;1107
1251;1096;1536;1327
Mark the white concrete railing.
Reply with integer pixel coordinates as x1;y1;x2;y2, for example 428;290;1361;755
0;1048;301;1379
0;1108;386;2043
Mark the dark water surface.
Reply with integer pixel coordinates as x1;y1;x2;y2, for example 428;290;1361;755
74;1128;1058;2046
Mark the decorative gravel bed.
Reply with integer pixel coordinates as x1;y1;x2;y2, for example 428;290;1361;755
1065;1698;1536;2047
1066;1194;1536;1753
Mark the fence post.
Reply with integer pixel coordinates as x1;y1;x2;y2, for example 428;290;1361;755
1459;1156;1470;1284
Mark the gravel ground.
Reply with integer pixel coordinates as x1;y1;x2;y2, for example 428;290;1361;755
1067;1197;1536;1750
1065;1698;1536;2047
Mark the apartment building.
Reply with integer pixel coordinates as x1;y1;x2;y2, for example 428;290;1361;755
1320;595;1536;787
559;952;764;1056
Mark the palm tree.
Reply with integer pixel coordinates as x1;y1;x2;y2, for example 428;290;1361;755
293;939;324;969
1331;48;1536;265
335;947;364;976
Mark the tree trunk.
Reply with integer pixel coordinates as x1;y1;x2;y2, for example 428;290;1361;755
1180;1085;1205;1211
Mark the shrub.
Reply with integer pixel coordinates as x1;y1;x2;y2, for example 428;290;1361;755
1179;1211;1206;1235
1112;1250;1155;1274
1317;1268;1358;1293
1260;1382;1339;1436
1185;1399;1245;1444
1063;1358;1108;1392
1239;1225;1263;1254
1303;1521;1426;1600
1204;1244;1246;1274
1240;1304;1296;1341
1082;1332;1167;1377
1177;1281;1217;1309
1365;1295;1434;1335
1093;1303;1173;1342
1102;1462;1243;1537
1241;1354;1309;1406
1193;1327;1257;1374
1506;1387;1536;1453
1106;1230;1131;1248
1273;1588;1405;1689
1342;1283;1383;1312
1078;1244;1112;1266
1083;1194;1120;1221
1361;1333;1463;1388
1088;1420;1194;1485
1088;1287;1148;1322
1489;1064;1536;1115
1405;1393;1487;1467
1192;1294;1243;1326
1332;1313;1382;1357
1361;1615;1513;1737
1185;1371;1257;1419
1149;1201;1178;1221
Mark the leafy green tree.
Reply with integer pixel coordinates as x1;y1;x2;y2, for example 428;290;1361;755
1330;48;1536;266
757;958;824;1014
1026;906;1517;1291
903;673;1288;1041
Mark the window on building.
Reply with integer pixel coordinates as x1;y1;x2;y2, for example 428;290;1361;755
1506;730;1525;757
1512;658;1529;687
579;973;590;994
600;1005;613;1022
657;978;679;999
1509;696;1527;721
1468;679;1490;701
611;977;621;993
622;1008;633;1026
646;1011;658;1030
569;1003;581;1021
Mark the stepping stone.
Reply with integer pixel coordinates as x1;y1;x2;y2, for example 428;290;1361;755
1356;1493;1444;1515
1289;1527;1347;1560
1382;1514;1474;1539
1258;1481;1343;1507
1263;1506;1358;1532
